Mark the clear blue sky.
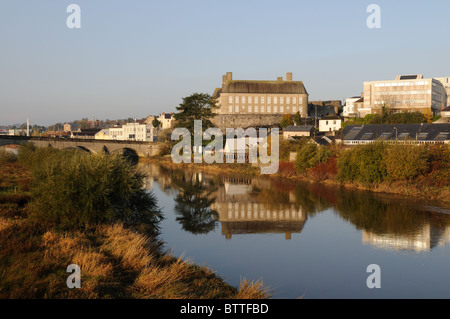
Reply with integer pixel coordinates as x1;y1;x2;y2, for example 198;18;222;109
1;0;449;126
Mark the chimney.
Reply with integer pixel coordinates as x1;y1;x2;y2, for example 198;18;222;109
286;72;292;81
226;72;232;81
222;74;227;86
277;76;283;81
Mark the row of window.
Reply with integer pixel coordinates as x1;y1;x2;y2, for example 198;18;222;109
228;96;303;104
374;100;427;105
374;81;429;87
374;90;432;96
228;105;299;113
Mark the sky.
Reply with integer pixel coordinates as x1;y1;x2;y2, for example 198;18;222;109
1;0;450;126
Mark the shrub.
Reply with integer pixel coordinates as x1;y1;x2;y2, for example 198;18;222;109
308;157;337;182
22;148;162;232
295;142;331;174
337;142;387;185
0;149;17;164
383;143;430;181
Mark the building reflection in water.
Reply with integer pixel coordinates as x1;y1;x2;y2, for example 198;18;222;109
362;222;450;252
140;163;450;250
211;178;306;240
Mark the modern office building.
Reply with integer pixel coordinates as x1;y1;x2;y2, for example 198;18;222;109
212;72;309;117
362;75;447;116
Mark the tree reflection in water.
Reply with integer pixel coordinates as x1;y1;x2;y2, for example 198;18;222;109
172;173;219;234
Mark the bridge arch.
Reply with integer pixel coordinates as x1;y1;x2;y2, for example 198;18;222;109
110;147;140;164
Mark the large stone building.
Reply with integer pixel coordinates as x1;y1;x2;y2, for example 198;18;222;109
212;72;309;118
363;75;447;116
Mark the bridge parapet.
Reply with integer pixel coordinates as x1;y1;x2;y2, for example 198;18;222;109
0;136;164;157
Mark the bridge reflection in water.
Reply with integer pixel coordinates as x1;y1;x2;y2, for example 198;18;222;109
140;163;450;252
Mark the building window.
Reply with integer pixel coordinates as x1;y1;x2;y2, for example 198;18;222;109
248;105;252;113
248;97;252;104
274;97;278;104
241;96;246;103
293;97;297;104
293;106;297;113
261;97;265;103
286;97;290;104
299;97;303;104
254;97;258;104
267;106;271;113
280;106;284;112
267;97;271;104
235;106;239;113
274;106;278;113
261;106;265;112
229;96;233;104
254;106;258;112
280;97;284;104
235;96;239;103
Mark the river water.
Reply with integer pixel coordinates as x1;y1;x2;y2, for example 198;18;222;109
139;163;450;299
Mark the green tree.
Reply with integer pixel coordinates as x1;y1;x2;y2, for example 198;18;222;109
293;111;302;126
152;118;161;128
281;114;294;128
174;93;217;137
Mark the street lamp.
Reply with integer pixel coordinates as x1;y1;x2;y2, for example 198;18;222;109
393;127;397;141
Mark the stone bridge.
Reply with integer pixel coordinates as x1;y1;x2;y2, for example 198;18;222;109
0;136;164;157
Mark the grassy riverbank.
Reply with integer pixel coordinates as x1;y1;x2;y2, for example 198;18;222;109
143;142;450;204
0;148;269;299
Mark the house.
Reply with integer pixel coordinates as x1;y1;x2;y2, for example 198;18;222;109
63;123;72;132
283;125;314;138
319;115;342;136
157;113;176;130
342;123;450;145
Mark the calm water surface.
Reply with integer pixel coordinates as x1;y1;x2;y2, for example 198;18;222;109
140;163;450;299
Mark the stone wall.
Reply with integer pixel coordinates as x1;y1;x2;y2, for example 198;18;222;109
212;114;284;130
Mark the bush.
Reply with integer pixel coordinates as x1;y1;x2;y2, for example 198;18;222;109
21;148;162;232
307;157;337;182
383;144;430;181
295;143;331;174
0;149;17;164
337;142;387;185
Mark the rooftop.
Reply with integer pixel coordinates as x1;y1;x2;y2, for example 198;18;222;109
284;125;314;132
342;124;450;142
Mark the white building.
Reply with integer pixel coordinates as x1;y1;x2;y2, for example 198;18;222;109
363;75;447;115
319;115;342;135
95;122;154;142
158;113;176;130
122;122;154;141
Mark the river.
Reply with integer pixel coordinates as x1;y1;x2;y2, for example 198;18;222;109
139;162;450;299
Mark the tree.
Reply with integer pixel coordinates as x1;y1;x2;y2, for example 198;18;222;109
281;114;294;128
174;93;217;137
152;118;161;128
79;118;90;129
293;111;302;126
